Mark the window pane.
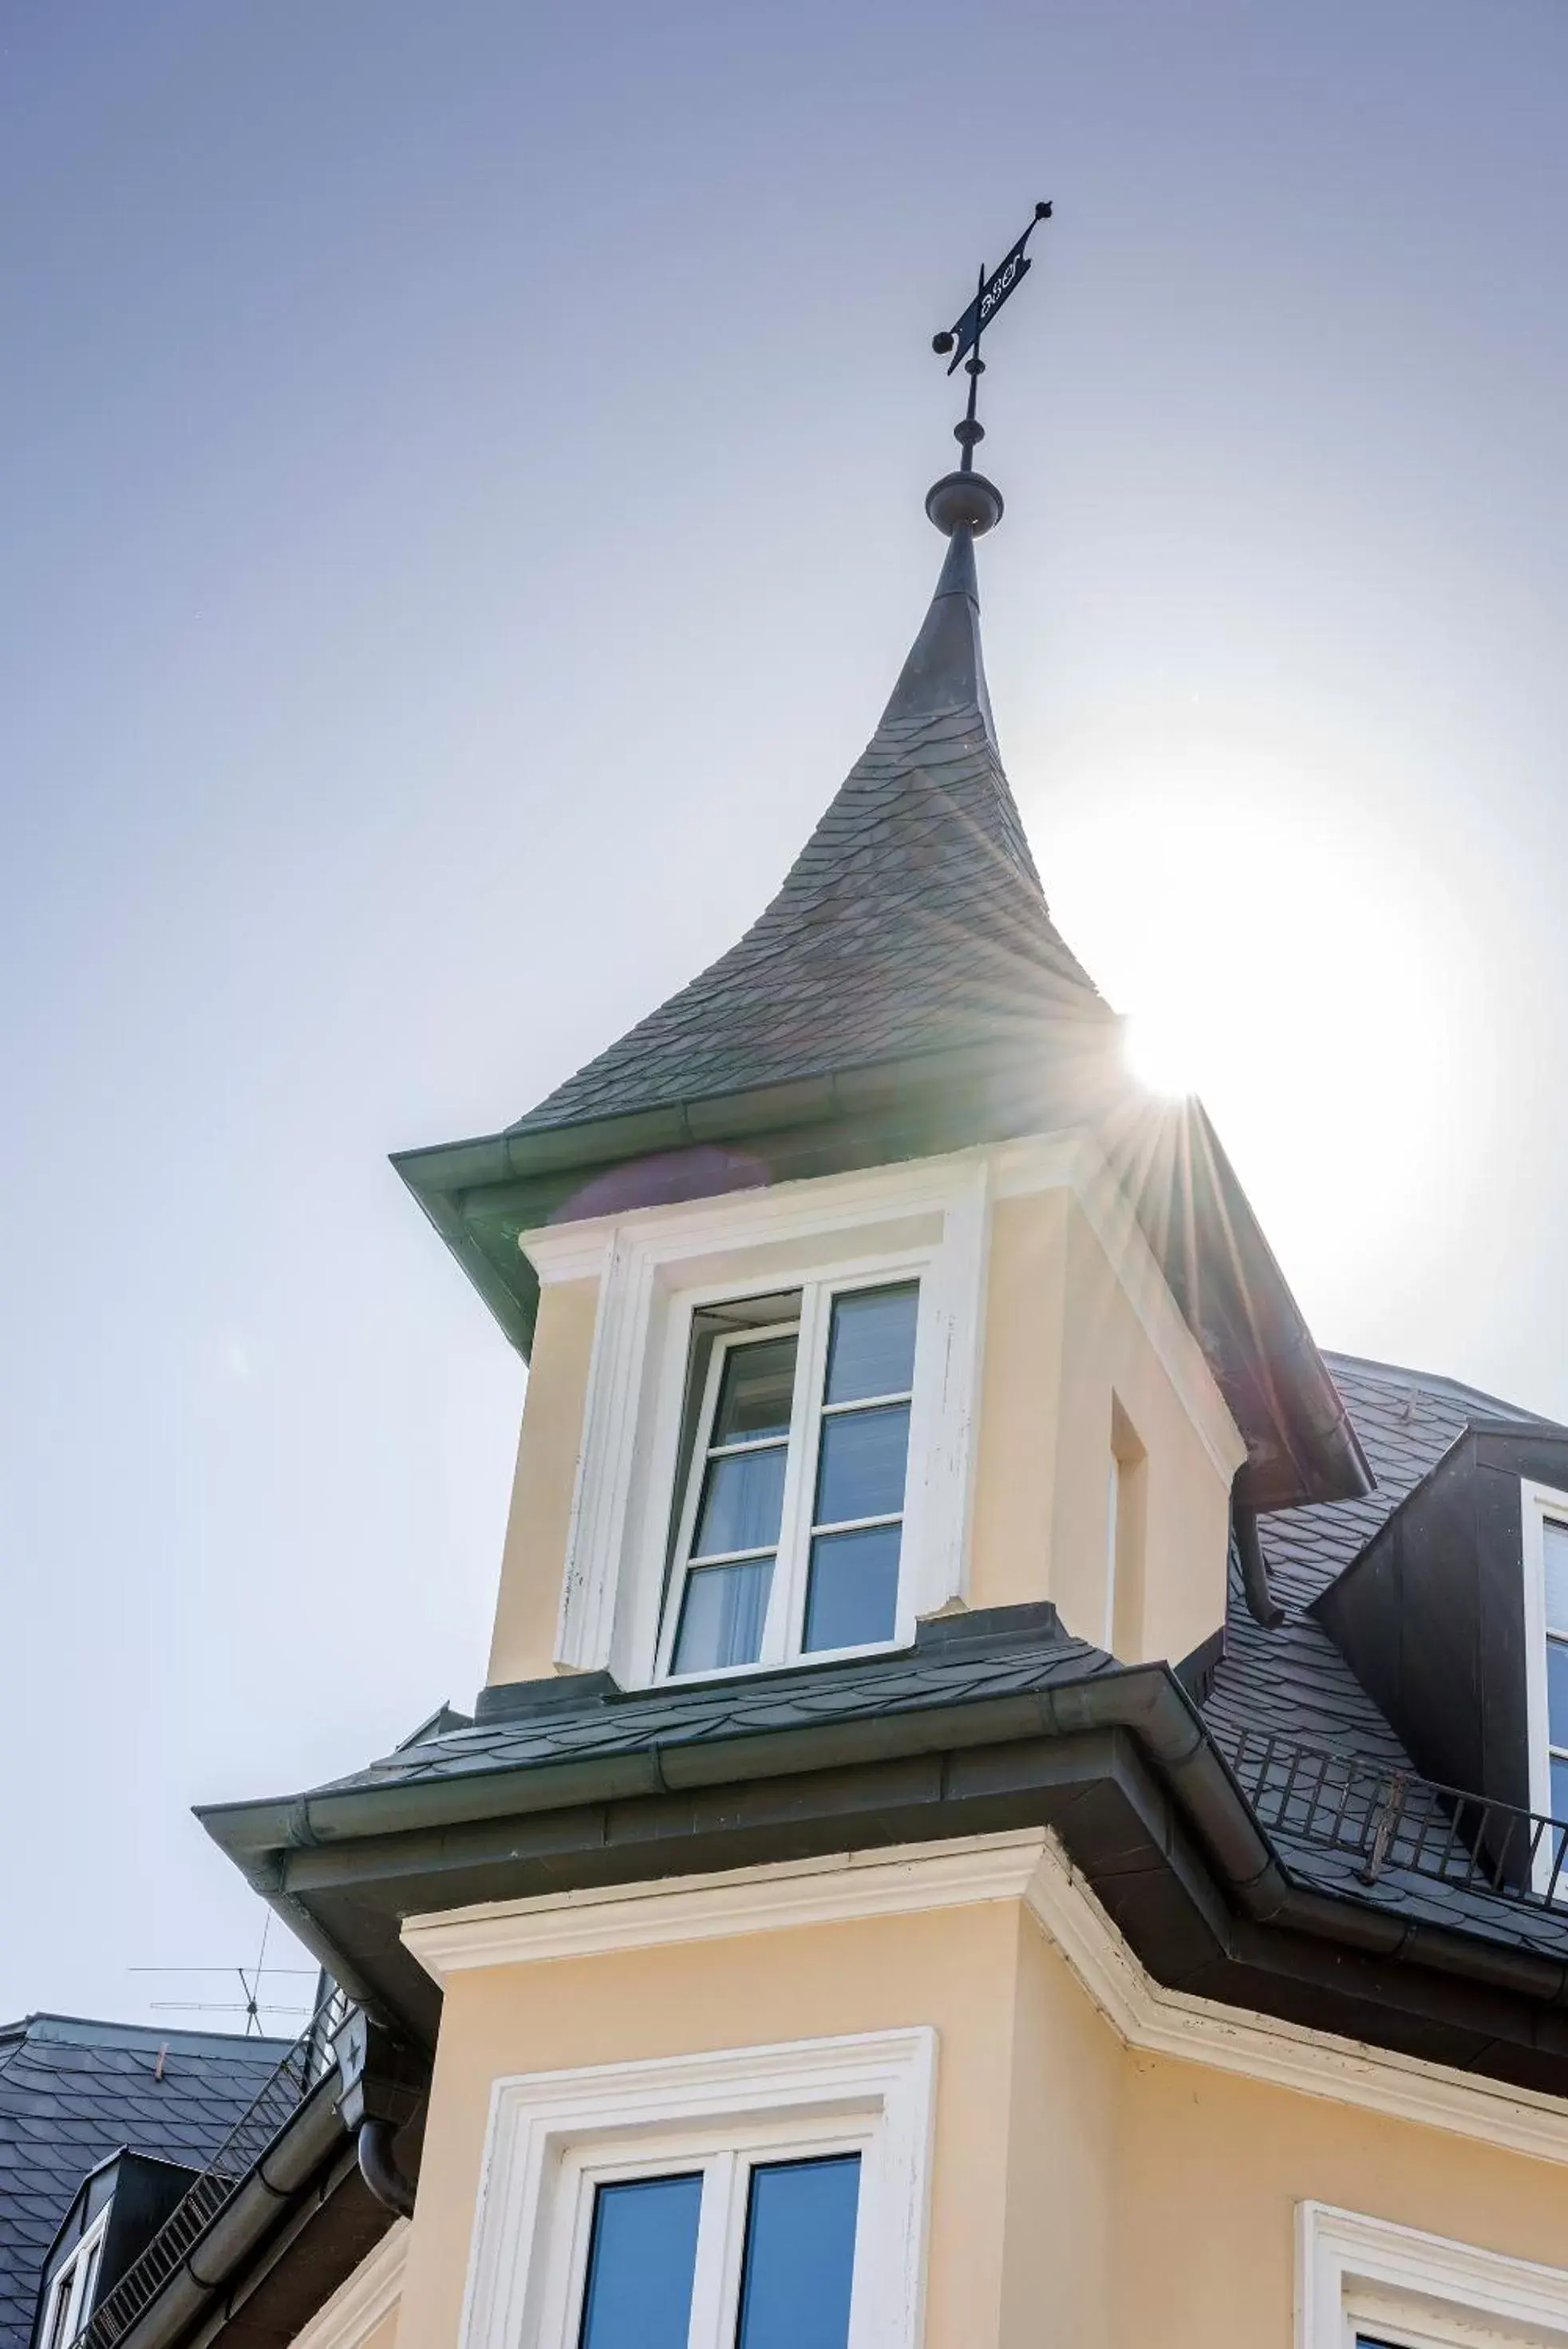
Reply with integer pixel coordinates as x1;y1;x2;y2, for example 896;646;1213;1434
693;1447;787;1557
673;1557;773;1673
1549;1638;1568;1750
737;2155;860;2349
1551;1752;1568;1826
804;1524;901;1651
824;1285;918;1405
1546;1519;1568;1632
579;2174;702;2349
815;1404;910;1528
713;1335;799;1445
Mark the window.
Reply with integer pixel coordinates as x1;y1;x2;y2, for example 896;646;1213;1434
658;1280;920;1678
1299;2202;1568;2349
1521;1482;1568;1890
40;2215;106;2349
1542;1514;1568;1825
459;2030;934;2349
572;2151;861;2349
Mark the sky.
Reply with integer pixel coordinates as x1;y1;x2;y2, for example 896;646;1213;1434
2;0;1567;2029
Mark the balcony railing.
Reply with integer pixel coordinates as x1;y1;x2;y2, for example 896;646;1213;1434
1218;1727;1568;1911
77;1992;348;2349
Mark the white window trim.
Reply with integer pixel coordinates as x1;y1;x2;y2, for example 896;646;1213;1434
1519;1478;1568;1890
458;2028;936;2349
1298;2202;1568;2349
42;2209;109;2347
526;1152;992;1683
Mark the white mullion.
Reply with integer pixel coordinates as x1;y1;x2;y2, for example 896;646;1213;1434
772;1281;831;1664
687;2151;743;2349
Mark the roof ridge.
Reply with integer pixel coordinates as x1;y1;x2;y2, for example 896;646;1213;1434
1325;1348;1559;1427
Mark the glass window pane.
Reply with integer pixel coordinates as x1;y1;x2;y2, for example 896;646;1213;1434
804;1524;901;1652
1550;1752;1568;1827
1546;1519;1568;1632
713;1335;799;1446
737;2155;860;2349
673;1557;774;1673
824;1285;918;1405
814;1404;910;1528
579;2174;702;2349
693;1447;787;1557
1548;1639;1568;1750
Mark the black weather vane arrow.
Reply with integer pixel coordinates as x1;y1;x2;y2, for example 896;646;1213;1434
931;199;1053;477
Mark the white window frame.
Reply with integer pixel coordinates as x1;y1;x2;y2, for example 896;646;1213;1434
1298;2201;1568;2349
1519;1479;1568;1893
655;1271;922;1680
458;2028;935;2349
523;1154;992;1686
41;2210;108;2349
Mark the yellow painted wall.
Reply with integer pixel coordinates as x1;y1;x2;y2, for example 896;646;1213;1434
486;1167;1239;1692
969;1188;1234;1664
393;1906;1021;2349
386;1896;1568;2349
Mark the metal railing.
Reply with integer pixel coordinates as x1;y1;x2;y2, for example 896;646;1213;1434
1219;1728;1568;1909
77;1995;346;2349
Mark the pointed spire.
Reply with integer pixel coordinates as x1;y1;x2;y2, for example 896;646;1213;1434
511;475;1109;1139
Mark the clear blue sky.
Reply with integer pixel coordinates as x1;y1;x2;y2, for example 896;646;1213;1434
3;0;1566;2026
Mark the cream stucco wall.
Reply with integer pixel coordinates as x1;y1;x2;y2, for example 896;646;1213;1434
485;1156;1238;1690
386;1894;1568;2349
966;1186;1234;1663
487;1274;600;1688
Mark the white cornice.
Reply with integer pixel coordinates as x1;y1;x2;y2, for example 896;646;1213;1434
404;1830;1568;2171
289;2221;408;2349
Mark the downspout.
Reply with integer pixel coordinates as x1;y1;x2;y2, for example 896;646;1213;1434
355;2118;417;2219
1234;1501;1285;1629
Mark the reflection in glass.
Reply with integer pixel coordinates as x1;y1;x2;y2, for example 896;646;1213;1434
1551;1752;1568;1829
824;1285;918;1405
815;1404;910;1528
803;1524;901;1652
714;1335;800;1445
673;1557;774;1674
1546;1519;1568;1632
693;1447;787;1558
579;2173;702;2349
736;2156;861;2349
1548;1639;1568;1751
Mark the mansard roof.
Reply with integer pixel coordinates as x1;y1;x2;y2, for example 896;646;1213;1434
512;525;1110;1139
0;2017;285;2349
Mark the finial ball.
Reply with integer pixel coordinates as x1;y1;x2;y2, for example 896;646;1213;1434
925;470;1005;537
1035;199;1053;219
931;330;955;355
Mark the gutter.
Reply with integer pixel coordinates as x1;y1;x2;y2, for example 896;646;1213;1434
202;1650;1568;2015
106;2075;348;2349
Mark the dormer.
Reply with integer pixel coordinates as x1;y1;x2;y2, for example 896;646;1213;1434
395;469;1369;1711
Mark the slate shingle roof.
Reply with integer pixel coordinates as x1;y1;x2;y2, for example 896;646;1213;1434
1201;1351;1554;1767
0;2017;286;2349
513;527;1110;1136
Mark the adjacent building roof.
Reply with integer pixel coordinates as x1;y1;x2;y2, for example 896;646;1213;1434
512;525;1110;1139
0;2016;286;2349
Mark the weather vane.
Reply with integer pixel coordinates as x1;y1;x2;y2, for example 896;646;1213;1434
932;200;1053;479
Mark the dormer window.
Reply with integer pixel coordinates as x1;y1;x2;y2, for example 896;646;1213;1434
39;2213;105;2349
658;1280;920;1678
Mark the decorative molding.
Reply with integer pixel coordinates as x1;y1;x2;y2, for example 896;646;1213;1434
1297;2201;1568;2349
289;2222;409;2349
457;2029;935;2349
406;1828;1568;2171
